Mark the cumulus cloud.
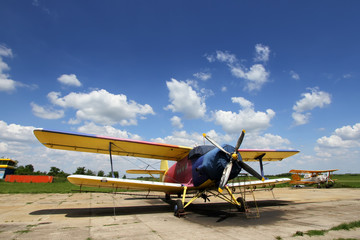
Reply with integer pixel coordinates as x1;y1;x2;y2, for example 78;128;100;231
151;130;232;148
31;102;64;119
0;44;36;92
254;44;270;62
0;44;17;92
317;123;360;149
193;72;211;81
47;89;155;126
292;87;331;126
57;74;82;87
0;120;36;142
213;97;275;134
171;116;183;129
207;45;271;92
77;122;142;140
244;133;291;149
165;78;206;119
314;123;360;163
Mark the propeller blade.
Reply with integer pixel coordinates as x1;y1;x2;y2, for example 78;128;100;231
234;129;245;152
218;161;233;193
202;133;231;156
238;161;264;181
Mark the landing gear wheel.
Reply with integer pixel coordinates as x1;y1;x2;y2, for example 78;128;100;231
236;197;246;212
174;200;185;217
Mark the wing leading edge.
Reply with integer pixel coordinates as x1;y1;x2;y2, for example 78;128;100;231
68;175;184;193
34;129;191;161
239;149;299;161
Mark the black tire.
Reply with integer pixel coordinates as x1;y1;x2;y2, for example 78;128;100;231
174;200;184;217
236;197;246;212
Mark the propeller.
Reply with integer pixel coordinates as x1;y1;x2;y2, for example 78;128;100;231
203;130;264;193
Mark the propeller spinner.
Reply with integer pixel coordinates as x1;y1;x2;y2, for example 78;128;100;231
203;130;264;193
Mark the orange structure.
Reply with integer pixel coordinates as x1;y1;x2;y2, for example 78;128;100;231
5;175;53;183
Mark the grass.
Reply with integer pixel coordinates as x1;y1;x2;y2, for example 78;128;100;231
292;220;360;238
0;180;125;194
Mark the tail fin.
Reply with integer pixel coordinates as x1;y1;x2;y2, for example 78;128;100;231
160;160;168;182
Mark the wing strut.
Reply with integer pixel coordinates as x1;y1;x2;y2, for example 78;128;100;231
109;142;115;178
255;153;266;179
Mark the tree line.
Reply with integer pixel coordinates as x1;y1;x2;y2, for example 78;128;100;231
14;164;121;178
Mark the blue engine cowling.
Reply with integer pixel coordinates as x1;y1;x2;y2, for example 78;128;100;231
192;144;242;187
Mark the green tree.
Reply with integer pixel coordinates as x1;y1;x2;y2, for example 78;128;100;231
85;169;95;176
97;170;105;177
25;164;34;173
107;171;119;178
74;167;86;175
48;167;60;176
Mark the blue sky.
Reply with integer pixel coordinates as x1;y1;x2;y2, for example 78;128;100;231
1;1;359;176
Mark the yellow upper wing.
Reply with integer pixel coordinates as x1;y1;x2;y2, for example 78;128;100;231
239;149;299;161
34;129;192;161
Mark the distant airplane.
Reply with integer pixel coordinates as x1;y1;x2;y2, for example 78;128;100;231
34;129;299;217
289;169;338;188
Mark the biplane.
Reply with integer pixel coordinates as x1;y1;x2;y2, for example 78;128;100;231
34;129;299;216
289;169;338;188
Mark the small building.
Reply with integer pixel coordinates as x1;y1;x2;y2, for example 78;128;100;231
0;158;16;179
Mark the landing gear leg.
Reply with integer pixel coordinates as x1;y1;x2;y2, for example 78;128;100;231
165;193;171;201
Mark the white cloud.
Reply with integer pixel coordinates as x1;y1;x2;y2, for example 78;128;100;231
292;87;331;126
0;45;13;57
0;142;8;152
290;70;300;80
165;78;206;119
0;79;17;92
314;123;360;166
171;116;183;129
221;86;227;92
254;44;270;62
208;48;270;92
151;130;233;148
193;72;211;81
317;123;360;149
245;133;291;149
215;50;237;64
0;44;17;93
0;120;36;142
57;74;82;87
231;97;253;109
48;89;155;126
213;97;275;134
291;112;310;126
31;102;64;119
231;64;269;92
0;44;34;93
77;122;142;140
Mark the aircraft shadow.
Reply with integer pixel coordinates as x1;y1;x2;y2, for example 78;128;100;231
30;199;292;225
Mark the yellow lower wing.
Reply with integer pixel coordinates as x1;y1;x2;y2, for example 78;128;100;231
68;175;184;193
228;178;290;188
